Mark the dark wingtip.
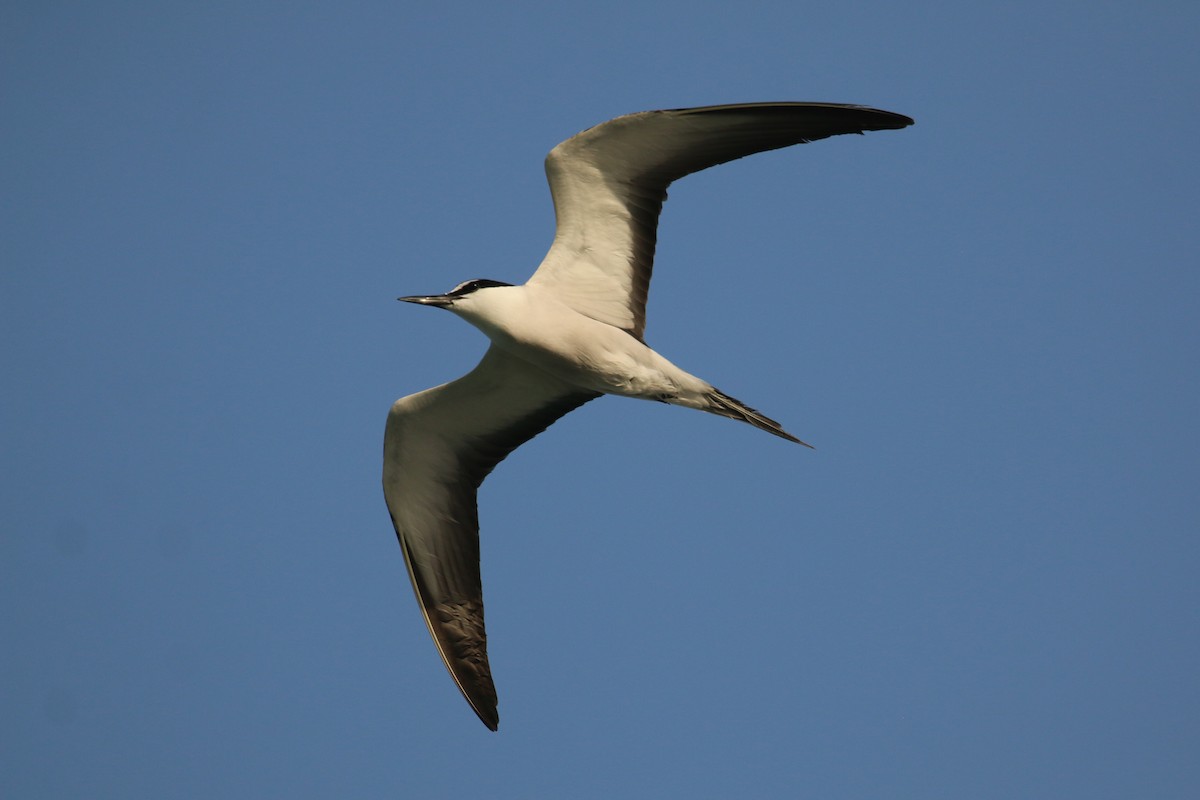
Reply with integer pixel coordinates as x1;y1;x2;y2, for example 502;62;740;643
465;699;498;730
870;107;915;129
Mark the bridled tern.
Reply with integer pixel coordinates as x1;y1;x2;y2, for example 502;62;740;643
384;102;913;730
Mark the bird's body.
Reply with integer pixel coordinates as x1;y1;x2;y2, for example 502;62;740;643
384;102;913;730
444;283;722;410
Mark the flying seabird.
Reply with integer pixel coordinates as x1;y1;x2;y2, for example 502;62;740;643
383;102;913;730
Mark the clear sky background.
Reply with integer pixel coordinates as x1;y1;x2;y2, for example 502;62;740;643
3;2;1197;798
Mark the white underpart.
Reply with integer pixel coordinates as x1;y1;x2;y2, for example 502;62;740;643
451;284;711;405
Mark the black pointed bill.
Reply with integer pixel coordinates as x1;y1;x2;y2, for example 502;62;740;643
398;294;453;307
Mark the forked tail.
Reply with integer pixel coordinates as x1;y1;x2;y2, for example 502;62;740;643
706;389;812;447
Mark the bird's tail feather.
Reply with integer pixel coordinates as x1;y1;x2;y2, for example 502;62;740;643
706;389;812;447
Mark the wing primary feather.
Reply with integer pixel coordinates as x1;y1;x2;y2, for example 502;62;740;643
399;533;500;730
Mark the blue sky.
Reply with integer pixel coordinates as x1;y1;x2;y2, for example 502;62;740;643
3;2;1197;797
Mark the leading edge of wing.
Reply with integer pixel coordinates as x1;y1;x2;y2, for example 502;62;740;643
528;102;914;339
383;345;600;730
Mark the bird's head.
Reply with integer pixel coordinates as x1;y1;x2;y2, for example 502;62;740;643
398;279;513;310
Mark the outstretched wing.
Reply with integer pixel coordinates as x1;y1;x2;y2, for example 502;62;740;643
383;345;599;730
527;102;914;339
